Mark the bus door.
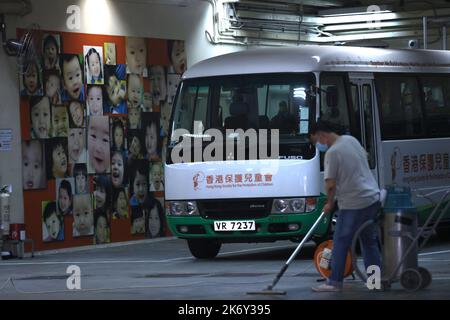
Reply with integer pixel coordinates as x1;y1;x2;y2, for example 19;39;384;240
348;73;381;184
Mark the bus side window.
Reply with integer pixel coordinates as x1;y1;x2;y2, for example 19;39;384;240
376;75;425;140
421;76;450;137
320;74;351;133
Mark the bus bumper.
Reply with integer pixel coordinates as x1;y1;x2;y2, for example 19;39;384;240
166;208;330;242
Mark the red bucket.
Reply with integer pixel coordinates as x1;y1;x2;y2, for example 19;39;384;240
9;224;25;240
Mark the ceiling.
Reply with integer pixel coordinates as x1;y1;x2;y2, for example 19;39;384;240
208;0;450;47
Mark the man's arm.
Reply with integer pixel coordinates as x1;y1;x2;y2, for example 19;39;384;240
323;178;336;214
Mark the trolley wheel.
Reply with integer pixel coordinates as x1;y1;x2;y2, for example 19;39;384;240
418;267;432;289
400;269;423;292
313;240;353;279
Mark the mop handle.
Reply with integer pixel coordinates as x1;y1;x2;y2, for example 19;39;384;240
269;211;327;289
286;210;327;265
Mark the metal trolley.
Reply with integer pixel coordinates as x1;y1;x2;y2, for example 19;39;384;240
352;186;450;291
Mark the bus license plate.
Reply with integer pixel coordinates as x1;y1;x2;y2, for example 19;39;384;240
214;220;256;232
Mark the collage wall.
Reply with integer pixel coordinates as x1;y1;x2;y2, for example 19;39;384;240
19;30;185;250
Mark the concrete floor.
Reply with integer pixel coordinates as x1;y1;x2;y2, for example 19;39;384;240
0;236;450;300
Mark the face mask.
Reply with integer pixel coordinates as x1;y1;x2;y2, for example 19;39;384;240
316;142;328;153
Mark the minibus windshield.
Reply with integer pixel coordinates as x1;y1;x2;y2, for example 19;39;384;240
168;73;317;161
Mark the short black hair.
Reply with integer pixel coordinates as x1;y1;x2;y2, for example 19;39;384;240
60;54;82;78
58;179;73;213
73;163;87;177
43;201;58;221
43;34;59;52
310;119;339;135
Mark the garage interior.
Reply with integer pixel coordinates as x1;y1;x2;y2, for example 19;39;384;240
0;0;450;300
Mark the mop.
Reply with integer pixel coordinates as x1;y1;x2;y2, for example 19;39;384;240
247;210;327;295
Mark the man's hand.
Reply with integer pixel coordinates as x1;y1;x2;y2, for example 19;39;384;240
323;202;334;215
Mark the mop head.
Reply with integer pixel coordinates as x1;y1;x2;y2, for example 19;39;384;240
246;290;287;295
246;285;287;295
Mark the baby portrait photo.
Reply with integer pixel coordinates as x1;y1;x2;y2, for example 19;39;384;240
72;194;94;237
22;140;47;190
84;46;104;85
42;201;64;242
56;178;74;216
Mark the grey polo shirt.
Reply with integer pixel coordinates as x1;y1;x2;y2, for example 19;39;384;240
324;135;380;210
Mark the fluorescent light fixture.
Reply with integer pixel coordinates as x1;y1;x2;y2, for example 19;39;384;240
83;0;112;33
319;5;392;17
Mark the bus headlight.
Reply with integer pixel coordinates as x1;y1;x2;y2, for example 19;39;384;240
168;201;199;216
273;199;289;213
186;202;199;215
272;198;317;214
290;198;306;213
169;202;185;216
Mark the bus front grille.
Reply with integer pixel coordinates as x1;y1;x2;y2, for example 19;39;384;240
198;199;272;220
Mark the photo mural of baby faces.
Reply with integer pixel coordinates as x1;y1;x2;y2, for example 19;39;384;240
149;162;164;192
30;96;51;139
128;106;141;130
60;54;84;102
127;130;144;161
142;112;161;161
129;160;150;207
56;178;74;215
52;105;69;137
104;42;116;66
93;175;112;213
88;116;110;174
160;101;172;136
68;128;87;164
149;65;167;105
72;194;94;237
143;92;153;112
127;74;144;109
94;209;110;244
148;197;165;238
45;138;68;179
125;37;147;77
73;163;88;194
44;70;62;105
168;40;186;75
42;201;64;242
111;151;127;189
167;73;180;105
131;206;145;235
22;140;47;190
113;187;129;219
21;61;43;97
42;34;61;72
84;46;104;85
104;64;127;114
86;85;104;116
110;117;127;152
68;100;85;128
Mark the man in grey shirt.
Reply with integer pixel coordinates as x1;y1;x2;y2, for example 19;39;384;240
311;120;381;292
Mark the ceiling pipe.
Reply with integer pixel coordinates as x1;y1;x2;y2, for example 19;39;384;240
423;16;427;49
443;25;447;50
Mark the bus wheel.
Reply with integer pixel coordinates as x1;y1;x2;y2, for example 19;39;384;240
187;239;222;259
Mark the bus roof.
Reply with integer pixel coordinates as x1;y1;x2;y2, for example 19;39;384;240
183;45;450;79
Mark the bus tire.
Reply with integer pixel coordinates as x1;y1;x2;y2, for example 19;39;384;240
187;239;222;259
